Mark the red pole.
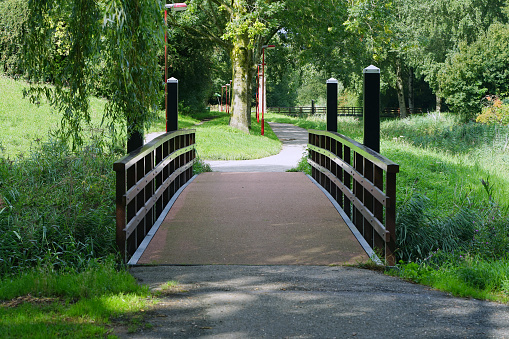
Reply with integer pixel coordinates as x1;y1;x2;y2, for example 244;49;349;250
256;65;259;123
226;85;229;114
165;9;168;132
221;86;224;112
261;48;265;136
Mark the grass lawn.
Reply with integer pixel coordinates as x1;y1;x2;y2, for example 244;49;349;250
1;76;282;160
0;76;107;158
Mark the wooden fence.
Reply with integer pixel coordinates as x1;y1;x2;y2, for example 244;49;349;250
268;106;363;116
113;130;196;262
268;106;423;118
308;130;399;265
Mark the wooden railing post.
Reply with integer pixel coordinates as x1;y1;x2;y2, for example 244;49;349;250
327;78;338;133
363;65;381;153
167;77;179;132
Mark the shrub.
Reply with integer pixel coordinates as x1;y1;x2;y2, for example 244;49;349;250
476;95;509;125
438;23;509;119
0;0;27;76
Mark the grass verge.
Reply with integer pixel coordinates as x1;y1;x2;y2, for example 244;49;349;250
0;259;153;338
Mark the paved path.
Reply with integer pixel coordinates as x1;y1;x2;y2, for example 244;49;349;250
136;172;368;265
205;122;307;172
125;265;509;338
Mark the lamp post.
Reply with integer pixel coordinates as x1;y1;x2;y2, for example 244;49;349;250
229;80;232;115
226;83;230;115
221;85;225;112
256;64;260;123
260;45;275;136
164;3;187;132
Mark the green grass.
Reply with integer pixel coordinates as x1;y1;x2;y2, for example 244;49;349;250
194;113;281;160
393;257;509;302
0;259;153;338
0;76;107;158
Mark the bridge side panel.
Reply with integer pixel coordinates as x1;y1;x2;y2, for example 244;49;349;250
114;130;196;262
308;130;399;265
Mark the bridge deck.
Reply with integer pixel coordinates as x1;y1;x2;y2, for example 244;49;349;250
137;172;368;265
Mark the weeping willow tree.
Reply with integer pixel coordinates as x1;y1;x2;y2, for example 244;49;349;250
24;0;164;152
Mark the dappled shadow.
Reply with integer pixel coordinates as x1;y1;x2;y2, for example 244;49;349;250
125;265;509;338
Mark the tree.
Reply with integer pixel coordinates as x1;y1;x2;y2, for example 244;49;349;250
399;0;508;112
24;0;164;152
438;23;509;118
173;0;349;132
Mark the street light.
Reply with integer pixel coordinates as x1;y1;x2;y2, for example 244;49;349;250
229;80;232;115
164;3;187;132
256;64;260;123
225;83;231;115
260;44;275;135
221;85;225;112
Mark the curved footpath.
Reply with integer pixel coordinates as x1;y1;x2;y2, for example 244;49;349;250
129;123;509;338
205;122;308;172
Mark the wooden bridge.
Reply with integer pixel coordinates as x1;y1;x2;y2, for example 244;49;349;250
113;127;399;266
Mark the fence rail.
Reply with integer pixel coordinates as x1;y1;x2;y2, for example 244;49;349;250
308;130;399;265
113;130;196;262
268;106;363;116
268;106;424;118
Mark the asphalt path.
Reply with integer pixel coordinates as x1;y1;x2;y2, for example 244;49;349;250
205;122;308;172
125;265;509;338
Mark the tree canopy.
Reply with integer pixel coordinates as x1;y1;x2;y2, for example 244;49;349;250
2;0;509;147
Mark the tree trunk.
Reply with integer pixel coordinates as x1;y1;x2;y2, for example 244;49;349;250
229;8;254;133
436;95;442;112
395;58;408;118
408;67;414;114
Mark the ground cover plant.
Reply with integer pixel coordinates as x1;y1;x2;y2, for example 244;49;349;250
0;258;153;338
267;111;509;302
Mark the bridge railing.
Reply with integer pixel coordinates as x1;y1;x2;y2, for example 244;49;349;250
308;130;399;265
113;130;196;262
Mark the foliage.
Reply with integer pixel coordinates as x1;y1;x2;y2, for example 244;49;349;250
0;137;118;277
438;23;509;119
0;0;27;77
477;95;509;125
24;0;102;148
395;193;477;262
23;0;164;151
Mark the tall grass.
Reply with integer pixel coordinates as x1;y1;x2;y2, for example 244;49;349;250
0;138;119;276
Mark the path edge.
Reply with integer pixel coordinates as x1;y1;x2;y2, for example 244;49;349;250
306;174;382;265
127;175;199;265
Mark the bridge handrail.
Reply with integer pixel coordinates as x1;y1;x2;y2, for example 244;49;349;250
114;129;196;262
308;129;399;265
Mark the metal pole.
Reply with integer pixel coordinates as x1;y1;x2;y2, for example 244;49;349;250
326;78;338;133
165;9;168;132
363;65;381;153
261;48;265;135
256;65;260;122
221;86;224;112
226;84;229;115
167;77;179;132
